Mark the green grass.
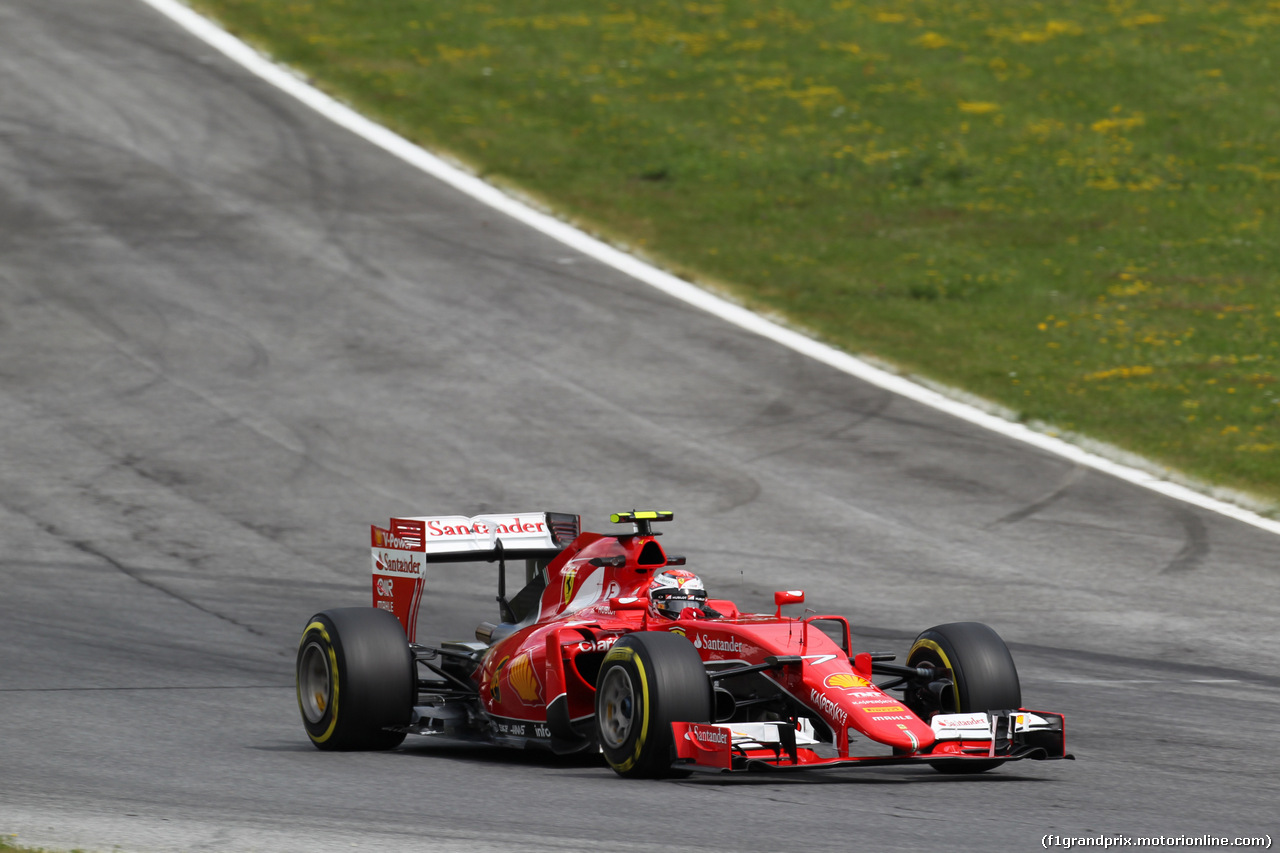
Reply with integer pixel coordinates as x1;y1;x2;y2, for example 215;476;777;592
186;0;1280;506
0;840;71;853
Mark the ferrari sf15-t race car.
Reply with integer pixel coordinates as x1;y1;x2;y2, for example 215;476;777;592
296;510;1071;777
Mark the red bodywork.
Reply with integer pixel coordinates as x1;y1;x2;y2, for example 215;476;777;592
370;512;1069;771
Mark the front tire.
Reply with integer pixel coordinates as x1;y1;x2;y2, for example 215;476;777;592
595;632;712;778
904;621;1021;774
296;607;414;751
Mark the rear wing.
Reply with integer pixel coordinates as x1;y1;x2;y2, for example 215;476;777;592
371;511;579;641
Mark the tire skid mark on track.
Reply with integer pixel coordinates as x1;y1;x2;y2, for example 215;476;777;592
975;510;1280;565
64;529;270;639
737;388;898;466
443;327;767;515
1161;505;1211;575
0;414;271;642
5;278;413;521
986;462;1088;528
1006;642;1280;689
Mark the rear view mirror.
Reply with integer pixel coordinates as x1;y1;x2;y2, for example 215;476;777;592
773;589;804;616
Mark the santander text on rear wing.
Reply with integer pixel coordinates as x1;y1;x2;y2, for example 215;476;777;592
370;512;579;641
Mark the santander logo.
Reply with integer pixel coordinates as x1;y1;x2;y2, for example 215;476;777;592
426;518;547;537
374;551;421;576
687;726;728;745
692;634;745;654
936;714;989;728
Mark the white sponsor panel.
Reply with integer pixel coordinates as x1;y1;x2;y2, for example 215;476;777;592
1014;712;1053;732
410;513;558;553
371;549;425;577
934;713;989;728
686;725;729;746
930;712;993;740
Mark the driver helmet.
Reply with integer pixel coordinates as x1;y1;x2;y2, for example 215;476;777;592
649;569;707;618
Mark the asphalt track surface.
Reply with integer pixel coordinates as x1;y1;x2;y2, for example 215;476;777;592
1;2;1278;851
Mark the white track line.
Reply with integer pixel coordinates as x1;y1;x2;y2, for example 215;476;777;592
140;0;1280;537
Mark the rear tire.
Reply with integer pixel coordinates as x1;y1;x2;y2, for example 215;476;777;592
595;632;712;778
904;621;1021;774
296;607;414;751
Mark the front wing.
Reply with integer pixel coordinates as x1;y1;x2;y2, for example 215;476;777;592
673;709;1072;772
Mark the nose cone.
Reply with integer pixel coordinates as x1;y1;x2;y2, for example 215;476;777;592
805;671;936;753
852;702;935;752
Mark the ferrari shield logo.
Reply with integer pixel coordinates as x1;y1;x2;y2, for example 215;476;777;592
562;565;580;604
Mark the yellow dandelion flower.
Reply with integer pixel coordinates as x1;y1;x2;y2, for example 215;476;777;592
1083;366;1155;381
1091;115;1145;134
1122;13;1166;27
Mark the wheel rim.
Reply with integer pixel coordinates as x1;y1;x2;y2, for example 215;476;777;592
298;640;331;724
597;666;637;749
903;650;948;721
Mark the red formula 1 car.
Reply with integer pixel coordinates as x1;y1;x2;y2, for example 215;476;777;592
296;511;1071;777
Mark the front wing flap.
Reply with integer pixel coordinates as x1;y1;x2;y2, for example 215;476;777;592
673;709;1071;772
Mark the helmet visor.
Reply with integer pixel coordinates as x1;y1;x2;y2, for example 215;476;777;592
654;592;705;614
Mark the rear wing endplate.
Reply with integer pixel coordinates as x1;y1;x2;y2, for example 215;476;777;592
370;511;579;641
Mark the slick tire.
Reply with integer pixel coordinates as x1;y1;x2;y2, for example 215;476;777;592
594;632;712;779
905;621;1021;775
296;607;414;751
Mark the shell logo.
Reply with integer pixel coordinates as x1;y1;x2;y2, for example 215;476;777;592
506;651;544;705
824;672;872;690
